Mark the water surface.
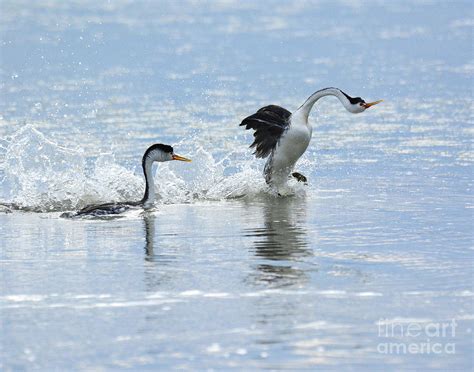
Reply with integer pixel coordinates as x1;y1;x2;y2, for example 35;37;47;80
1;0;473;370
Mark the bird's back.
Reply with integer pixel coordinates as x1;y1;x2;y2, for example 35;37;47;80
60;202;136;218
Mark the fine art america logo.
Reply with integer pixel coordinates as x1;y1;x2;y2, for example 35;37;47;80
377;318;457;355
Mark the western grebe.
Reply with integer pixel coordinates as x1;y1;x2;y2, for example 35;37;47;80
240;87;382;191
61;143;191;217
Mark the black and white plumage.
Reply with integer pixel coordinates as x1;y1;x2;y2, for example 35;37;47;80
61;143;191;218
240;105;292;159
240;87;382;191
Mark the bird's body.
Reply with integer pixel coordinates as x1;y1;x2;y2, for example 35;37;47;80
240;87;381;192
72;201;138;216
263;113;312;187
62;144;191;218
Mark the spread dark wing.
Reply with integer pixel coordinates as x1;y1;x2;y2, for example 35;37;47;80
240;105;291;158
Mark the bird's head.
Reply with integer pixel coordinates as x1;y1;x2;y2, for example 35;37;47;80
340;90;383;114
143;143;192;163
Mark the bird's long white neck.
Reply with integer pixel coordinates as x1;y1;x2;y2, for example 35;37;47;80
293;87;352;123
141;159;156;208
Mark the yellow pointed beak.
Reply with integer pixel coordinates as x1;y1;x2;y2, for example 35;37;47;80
363;100;383;109
172;154;192;162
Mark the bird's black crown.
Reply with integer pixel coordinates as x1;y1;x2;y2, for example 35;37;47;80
144;143;174;157
340;90;365;104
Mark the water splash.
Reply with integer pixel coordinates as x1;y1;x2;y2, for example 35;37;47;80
0;126;144;212
2;125;87;211
154;147;271;203
0;125;307;212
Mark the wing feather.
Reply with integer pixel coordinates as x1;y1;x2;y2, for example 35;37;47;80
240;105;291;158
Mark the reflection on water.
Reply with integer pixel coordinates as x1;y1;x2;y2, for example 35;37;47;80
142;212;177;293
245;197;312;288
144;212;155;258
248;197;309;260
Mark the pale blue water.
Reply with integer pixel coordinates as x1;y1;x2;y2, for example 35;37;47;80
0;1;473;370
